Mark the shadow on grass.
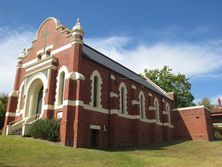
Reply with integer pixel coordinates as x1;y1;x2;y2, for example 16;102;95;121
9;135;187;153
0;163;18;167
24;135;187;152
89;140;186;152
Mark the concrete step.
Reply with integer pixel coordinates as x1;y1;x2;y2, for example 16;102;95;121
11;128;22;135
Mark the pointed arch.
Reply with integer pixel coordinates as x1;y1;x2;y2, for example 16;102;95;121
55;66;68;107
139;91;146;119
119;82;128;114
166;103;171;125
154;97;160;122
24;72;47;118
58;72;65;105
16;80;25;113
90;70;103;108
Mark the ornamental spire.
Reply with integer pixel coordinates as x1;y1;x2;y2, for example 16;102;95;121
72;18;84;36
76;18;80;26
18;48;27;59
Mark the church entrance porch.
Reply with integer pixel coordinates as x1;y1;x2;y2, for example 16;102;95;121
19;77;46;136
5;78;45;136
25;78;44;118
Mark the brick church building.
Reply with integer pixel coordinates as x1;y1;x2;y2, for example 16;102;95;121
3;17;213;148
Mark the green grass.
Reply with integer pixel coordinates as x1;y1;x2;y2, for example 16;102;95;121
0;136;222;167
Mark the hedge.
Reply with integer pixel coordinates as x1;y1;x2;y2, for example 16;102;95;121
214;126;222;140
29;119;60;141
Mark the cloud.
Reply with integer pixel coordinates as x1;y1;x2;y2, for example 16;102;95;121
86;36;131;62
143;25;215;42
1;24;222;95
85;36;222;77
0;26;35;93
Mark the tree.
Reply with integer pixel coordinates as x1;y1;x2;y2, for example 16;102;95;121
0;93;8;129
198;97;214;110
143;66;194;108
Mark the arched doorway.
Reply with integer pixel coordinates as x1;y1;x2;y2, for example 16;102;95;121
25;79;44;117
36;86;43;115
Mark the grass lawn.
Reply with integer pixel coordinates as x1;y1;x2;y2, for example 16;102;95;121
0;136;221;167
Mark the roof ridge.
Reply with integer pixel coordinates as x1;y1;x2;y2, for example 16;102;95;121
82;44;173;100
143;75;168;96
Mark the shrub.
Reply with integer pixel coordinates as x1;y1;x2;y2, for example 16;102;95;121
214;126;222;140
0;93;8;129
30;119;60;141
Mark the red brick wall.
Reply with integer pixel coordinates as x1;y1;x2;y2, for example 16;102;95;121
173;106;213;141
5;18;175;148
72;54;174;148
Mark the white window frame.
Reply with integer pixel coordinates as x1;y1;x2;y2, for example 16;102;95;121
119;82;128;114
166;103;171;125
90;70;103;108
16;80;25;113
139;91;146;119
55;66;68;108
154;97;160;122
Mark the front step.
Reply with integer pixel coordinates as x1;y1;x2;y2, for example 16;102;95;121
11;128;22;135
6;114;41;136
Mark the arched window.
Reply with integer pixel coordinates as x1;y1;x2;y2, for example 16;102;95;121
139;91;145;119
17;81;25;113
19;84;25;111
166;103;171;124
55;66;68;107
121;87;125;113
90;70;102;108
154;98;160;122
58;71;65;105
93;76;99;107
119;82;127;114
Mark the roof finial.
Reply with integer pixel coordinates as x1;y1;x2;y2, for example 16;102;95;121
72;17;84;36
76;18;80;26
18;48;27;59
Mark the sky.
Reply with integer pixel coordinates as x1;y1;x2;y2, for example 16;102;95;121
0;0;222;104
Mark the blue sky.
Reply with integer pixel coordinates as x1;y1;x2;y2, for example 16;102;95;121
0;0;222;104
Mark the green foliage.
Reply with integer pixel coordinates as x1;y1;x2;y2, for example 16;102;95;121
0;93;8;129
198;97;214;110
30;119;60;141
214;126;222;140
143;66;194;108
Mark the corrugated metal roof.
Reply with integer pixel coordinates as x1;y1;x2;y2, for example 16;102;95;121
82;44;168;98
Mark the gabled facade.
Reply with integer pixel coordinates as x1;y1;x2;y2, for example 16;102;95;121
4;17;176;148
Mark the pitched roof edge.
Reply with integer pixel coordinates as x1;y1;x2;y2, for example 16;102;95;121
143;75;172;99
83;43;173;100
